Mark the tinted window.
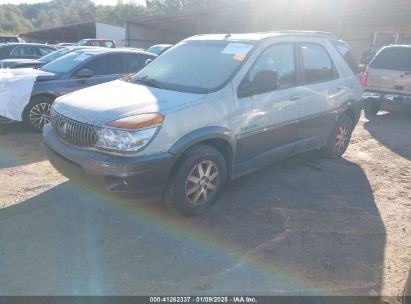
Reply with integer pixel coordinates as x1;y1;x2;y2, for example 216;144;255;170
82;53;123;75
330;39;360;74
124;53;151;74
133;40;255;93
369;47;411;71
10;46;37;56
301;44;336;83
239;43;296;96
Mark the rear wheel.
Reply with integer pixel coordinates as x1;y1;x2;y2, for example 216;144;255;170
322;113;353;159
23;95;54;132
164;144;227;216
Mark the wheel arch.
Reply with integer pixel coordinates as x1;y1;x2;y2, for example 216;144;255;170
169;126;236;176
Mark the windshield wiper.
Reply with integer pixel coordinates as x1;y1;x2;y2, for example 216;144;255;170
134;76;163;89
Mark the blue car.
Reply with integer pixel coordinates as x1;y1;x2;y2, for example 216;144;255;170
18;48;156;131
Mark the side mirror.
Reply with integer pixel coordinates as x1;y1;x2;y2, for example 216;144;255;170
75;69;93;79
238;70;279;98
145;58;153;66
251;70;279;94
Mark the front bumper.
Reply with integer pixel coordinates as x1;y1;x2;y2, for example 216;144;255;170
0;115;17;124
363;90;411;111
43;123;177;201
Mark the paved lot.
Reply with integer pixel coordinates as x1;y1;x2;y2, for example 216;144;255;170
0;113;410;299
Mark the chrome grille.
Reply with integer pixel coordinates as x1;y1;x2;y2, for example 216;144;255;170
50;110;97;148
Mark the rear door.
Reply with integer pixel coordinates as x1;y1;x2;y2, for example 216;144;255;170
367;46;411;95
296;42;342;144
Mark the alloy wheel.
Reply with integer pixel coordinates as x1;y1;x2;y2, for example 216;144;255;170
185;160;220;205
29;103;51;130
335;125;349;151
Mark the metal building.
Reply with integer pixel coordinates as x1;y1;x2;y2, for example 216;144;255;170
20;22;126;46
125;0;411;56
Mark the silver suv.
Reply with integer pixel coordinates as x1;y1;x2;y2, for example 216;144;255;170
364;45;411;116
43;32;364;216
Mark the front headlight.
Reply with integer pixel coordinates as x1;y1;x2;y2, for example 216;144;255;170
96;113;164;153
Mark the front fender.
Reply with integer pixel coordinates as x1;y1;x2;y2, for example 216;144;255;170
169;126;236;156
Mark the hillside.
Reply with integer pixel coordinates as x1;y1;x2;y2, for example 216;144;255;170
0;0;226;35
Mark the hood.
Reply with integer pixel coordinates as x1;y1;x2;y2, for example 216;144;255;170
1;58;41;64
1;58;39;68
53;80;207;127
7;68;57;81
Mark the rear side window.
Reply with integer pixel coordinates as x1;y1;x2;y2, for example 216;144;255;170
10;46;37;56
82;53;123;75
301;44;337;84
330;39;360;74
104;41;114;48
370;47;411;71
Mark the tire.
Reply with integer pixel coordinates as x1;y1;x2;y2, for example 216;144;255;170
23;95;55;132
164;144;228;216
364;100;380;118
322;113;353;159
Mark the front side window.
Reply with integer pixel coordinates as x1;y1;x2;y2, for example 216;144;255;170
81;53;123;75
238;43;296;97
124;53;151;74
133;40;255;93
301;44;337;84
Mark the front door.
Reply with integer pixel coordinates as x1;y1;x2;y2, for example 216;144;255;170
234;43;303;169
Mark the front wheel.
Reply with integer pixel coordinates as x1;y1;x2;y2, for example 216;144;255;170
322;113;353;159
23;95;55;132
164;144;228;216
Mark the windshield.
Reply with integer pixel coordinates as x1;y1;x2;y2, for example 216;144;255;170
41;51;92;73
39;48;73;63
133;40;255;93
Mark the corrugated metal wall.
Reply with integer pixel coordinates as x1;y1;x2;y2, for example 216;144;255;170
126;0;411;56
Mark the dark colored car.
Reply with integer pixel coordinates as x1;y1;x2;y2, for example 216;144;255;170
146;44;173;56
0;46;98;69
24;48;156;130
77;39;116;48
0;43;56;61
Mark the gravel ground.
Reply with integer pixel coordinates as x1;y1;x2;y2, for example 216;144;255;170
0;112;410;300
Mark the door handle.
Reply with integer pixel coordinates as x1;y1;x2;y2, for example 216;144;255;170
290;94;302;101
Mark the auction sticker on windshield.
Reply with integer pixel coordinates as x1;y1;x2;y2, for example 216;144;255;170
222;43;253;56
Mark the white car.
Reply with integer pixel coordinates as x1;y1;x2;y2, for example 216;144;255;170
43;31;364;216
